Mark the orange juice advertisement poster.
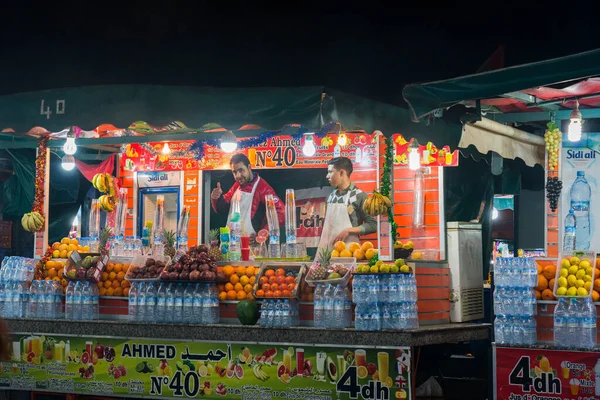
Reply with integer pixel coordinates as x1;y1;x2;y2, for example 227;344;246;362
495;346;600;399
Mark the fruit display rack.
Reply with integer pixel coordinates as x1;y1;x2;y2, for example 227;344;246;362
251;262;306;300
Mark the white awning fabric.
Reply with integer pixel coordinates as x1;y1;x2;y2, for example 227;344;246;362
460;117;545;167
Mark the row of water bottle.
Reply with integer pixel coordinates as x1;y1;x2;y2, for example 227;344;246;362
259;299;299;327
313;284;353;328
0;256;35;283
494;257;538;288
65;281;99;320
28;280;63;319
554;297;597;349
493;287;537;317
355;302;419;331
129;282;219;324
494;316;537;345
353;274;417;304
0;257;36;318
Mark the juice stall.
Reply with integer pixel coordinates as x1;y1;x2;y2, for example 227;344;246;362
0;85;489;400
403;48;600;399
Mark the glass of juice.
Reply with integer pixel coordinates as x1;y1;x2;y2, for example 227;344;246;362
296;348;304;375
337;355;347;377
85;341;94;357
283;351;291;372
31;337;42;357
355;349;367;367
12;342;20;362
316;352;327;379
54;343;63;363
377;352;389;383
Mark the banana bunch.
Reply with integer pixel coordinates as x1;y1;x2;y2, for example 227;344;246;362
252;364;270;381
22;211;44;232
363;190;392;216
98;195;117;213
92;173;116;196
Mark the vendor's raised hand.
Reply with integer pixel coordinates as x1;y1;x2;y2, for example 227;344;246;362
211;182;223;200
333;228;350;243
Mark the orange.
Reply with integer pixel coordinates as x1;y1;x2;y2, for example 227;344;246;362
365;248;377;260
59;244;68;251
548;278;555;291
46;260;56;269
259;276;268;285
59;250;68;258
236;291;247;300
236;266;247;277
44;277;51;281
273;290;282;297
279;283;287;291
123;287;130;297
121;280;130;289
47;268;58;278
219;291;227;301
104;280;112;288
334;241;346;252
593;290;600;302
265;290;273;298
262;284;270;292
102;272;109;281
270;283;279;291
276;268;285;276
52;242;61;251
537;263;543;274
361;241;374;252
113;287;123;297
61;238;70;245
217;284;225;292
265;269;275;277
288;283;296;291
240;276;249;286
117;271;125;281
535;290;541;300
276;276;285;284
249;276;256;285
282;290;291;297
246;293;255;301
230;274;240;285
106;264;114;273
542;265;556;280
52;276;60;282
353;249;365;260
67;244;77;252
536;275;548;291
109;272;117;281
244;284;253;294
223;265;235;277
348;242;361;253
285;276;295;284
595;279;600;292
256;289;265;297
69;238;78;246
123;264;130;272
542;289;554;300
225;283;234;292
227;290;237;300
340;249;353;257
246;266;255;277
99;287;107;296
112;280;120;289
234;283;243;292
268;276;276;284
60;278;68;287
106;287;114;296
114;264;123;273
57;268;64;279
595;268;600;279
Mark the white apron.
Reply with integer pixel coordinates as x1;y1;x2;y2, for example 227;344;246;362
317;191;360;256
227;176;261;237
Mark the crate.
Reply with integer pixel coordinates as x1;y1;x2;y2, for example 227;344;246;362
552;251;596;298
252;262;306;299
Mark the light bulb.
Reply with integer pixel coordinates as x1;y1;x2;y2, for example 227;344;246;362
408;138;421;170
63;137;77;155
162;142;171;154
337;133;348;146
568;101;583;142
303;134;316;156
220;131;238;153
492;207;498;220
61;155;76;171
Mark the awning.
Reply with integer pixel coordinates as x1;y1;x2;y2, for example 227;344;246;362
460;117;545;167
403;48;600;122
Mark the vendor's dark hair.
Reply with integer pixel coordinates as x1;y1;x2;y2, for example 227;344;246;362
230;154;251;167
328;157;353;176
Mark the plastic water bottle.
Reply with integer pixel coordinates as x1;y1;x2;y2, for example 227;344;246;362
554;297;567;346
191;283;202;324
570;171;591;249
262;300;273;327
332;285;345;328
145;283;157;323
128;282;139;321
165;283;175;323
209;284;219;324
17;281;28;318
494;316;505;344
313;284;324;328
183;283;194;323
89;282;97;320
29;280;41;318
82;281;94;320
323;284;335;328
563;209;577;250
344;287;353;328
73;281;83;320
371;304;381;331
65;281;76;319
174;283;184;323
0;281;6;317
156;283;167;323
566;298;580;348
136;282;147;322
581;297;597;349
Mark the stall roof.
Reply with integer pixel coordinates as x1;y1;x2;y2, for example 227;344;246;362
403;48;600;122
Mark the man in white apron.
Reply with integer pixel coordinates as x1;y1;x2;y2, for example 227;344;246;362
317;157;377;253
211;154;285;236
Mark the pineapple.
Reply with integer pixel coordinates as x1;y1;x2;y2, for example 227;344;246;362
208;229;222;260
99;227;112;256
309;247;330;280
164;230;176;259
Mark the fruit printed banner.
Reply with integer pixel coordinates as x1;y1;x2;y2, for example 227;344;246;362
495;345;600;399
1;333;411;400
391;134;458;167
121;133;379;172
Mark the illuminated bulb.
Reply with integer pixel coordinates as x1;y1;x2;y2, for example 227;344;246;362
337;132;348;146
61;155;76;171
568;101;583;142
408;138;421;170
492;207;498;220
63;137;77;155
302;133;316;156
220;130;238;153
162;142;171;154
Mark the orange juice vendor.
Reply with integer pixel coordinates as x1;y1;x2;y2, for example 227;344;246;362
211;154;285;236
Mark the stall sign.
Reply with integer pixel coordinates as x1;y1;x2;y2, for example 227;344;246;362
2;333;411;400
495;345;600;399
121;133;379;172
137;171;181;188
295;187;332;248
391;134;458;167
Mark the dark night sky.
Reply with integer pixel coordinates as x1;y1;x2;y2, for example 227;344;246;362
2;4;599;105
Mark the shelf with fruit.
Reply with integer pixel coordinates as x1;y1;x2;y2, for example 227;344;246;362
252;264;305;299
36;237;91;293
98;262;132;297
331;241;377;261
306;247;355;286
551;253;598;299
217;265;259;301
354;258;413;275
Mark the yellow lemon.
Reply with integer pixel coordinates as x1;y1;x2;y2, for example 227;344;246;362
569;266;579;275
577;287;589;296
567;287;578;296
561;259;571;268
560;268;569;278
570;257;581;265
558;276;568;288
556;286;568;296
369;265;379;274
331;250;340;258
576;279;585;288
580;260;591;269
576;269;586;279
567;275;577;287
584;281;592;291
584;274;593;282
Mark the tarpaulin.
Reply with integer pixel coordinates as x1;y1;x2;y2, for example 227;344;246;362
75;154;115;182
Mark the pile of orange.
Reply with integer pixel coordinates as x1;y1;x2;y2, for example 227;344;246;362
50;237;89;259
42;259;68;293
300;282;314;302
218;265;258;301
98;262;131;297
255;268;298;298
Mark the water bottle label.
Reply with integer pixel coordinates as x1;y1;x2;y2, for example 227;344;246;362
157;298;166;306
572;201;590;212
147;299;156;306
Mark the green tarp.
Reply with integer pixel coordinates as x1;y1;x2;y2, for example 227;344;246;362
402;48;600;122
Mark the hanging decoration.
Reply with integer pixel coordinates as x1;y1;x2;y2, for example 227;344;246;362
21;139;47;233
381;135;398;242
392;134;459;167
544;121;561;171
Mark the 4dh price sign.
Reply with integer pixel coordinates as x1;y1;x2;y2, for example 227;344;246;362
495;346;600;400
1;333;411;400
